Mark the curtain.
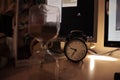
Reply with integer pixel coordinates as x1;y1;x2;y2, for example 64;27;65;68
0;0;15;14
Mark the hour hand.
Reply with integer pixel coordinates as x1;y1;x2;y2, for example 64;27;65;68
68;46;77;57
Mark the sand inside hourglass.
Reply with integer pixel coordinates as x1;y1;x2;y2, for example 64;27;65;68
29;22;57;43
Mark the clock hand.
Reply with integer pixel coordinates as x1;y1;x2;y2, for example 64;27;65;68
68;45;77;57
71;49;77;57
68;45;76;51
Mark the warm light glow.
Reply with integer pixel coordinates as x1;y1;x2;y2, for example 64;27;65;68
89;58;95;80
89;58;95;71
60;41;65;49
87;55;118;61
90;45;96;49
89;43;96;49
88;55;118;73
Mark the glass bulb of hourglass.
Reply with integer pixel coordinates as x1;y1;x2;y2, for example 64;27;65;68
28;4;60;80
29;4;60;46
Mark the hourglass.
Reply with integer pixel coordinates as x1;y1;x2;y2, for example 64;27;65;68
28;3;60;80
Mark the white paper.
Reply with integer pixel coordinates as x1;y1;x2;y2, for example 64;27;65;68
47;0;62;22
62;0;77;7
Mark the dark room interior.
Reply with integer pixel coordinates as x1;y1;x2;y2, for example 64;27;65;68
1;0;120;80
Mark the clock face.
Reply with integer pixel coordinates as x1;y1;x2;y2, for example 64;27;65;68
65;39;87;61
